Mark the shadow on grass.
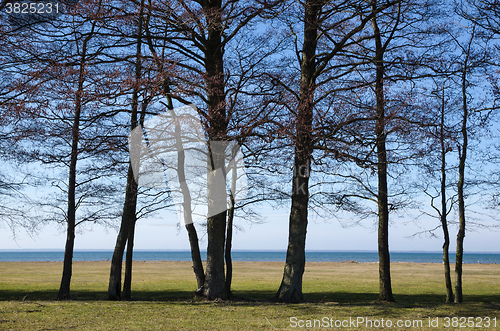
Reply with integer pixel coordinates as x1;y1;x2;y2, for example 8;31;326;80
0;289;194;302
238;290;500;306
1;289;499;308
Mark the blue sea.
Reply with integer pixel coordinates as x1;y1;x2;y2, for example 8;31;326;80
0;250;499;263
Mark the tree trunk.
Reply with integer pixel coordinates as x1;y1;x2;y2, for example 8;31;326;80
455;59;469;304
58;121;78;298
106;0;144;301
372;5;394;302
177;168;205;292
224;205;234;299
167;104;205;290
122;218;136;300
202;0;228;300
204;213;226;300
376;125;394;302
107;166;138;300
224;159;237;299
186;223;205;290
58;204;76;300
57;33;88;300
57;112;79;300
276;0;318;303
204;144;227;300
443;228;453;302
455;133;466;303
276;168;310;303
439;87;453;303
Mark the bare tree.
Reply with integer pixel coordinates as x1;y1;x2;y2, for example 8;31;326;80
268;0;403;303
416;76;459;303
453;22;475;304
139;0;283;300
107;0;148;301
1;0;128;299
142;7;206;290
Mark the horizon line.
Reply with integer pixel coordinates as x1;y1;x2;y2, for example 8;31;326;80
0;249;499;254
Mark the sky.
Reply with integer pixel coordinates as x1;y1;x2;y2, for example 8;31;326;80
1;203;499;252
1;1;499;255
1;108;499;253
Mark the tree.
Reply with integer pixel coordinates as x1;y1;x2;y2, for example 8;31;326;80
345;0;448;302
300;0;447;302
58;23;90;300
417;76;459;303
107;0;147;300
364;0;439;302
410;2;497;302
274;0;319;303
142;11;206;291
370;0;396;302
270;0;402;303
453;23;474;304
434;81;455;303
451;0;500;303
140;0;282;300
0;0;131;300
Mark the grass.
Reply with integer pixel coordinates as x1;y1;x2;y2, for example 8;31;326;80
0;261;499;330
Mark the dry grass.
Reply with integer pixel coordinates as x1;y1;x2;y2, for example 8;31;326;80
0;261;499;330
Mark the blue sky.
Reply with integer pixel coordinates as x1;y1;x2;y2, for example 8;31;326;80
1;204;498;252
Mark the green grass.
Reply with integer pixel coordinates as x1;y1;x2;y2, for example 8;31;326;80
0;261;499;330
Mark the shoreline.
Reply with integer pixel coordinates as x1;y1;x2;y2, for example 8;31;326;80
0;260;498;265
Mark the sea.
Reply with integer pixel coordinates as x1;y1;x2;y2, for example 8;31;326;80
0;250;499;263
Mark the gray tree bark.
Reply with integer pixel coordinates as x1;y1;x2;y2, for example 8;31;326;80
371;0;394;302
167;102;205;290
276;0;319;303
201;0;229;300
438;86;454;303
106;166;138;300
57;26;93;300
122;218;136;300
106;0;145;301
224;150;238;299
204;145;227;300
455;48;470;304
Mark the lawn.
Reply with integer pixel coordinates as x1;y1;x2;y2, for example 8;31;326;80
0;261;499;330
